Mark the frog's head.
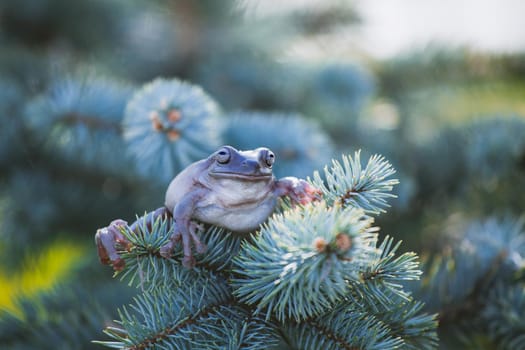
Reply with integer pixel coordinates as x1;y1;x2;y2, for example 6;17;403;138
208;145;275;181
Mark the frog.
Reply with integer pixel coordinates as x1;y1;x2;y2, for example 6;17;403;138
95;145;321;269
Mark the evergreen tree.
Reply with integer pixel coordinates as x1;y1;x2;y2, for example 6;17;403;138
0;1;524;349
93;144;437;349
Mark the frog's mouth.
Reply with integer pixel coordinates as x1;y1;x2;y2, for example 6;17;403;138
210;171;272;180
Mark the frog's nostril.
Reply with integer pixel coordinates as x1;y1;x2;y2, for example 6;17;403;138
242;160;259;169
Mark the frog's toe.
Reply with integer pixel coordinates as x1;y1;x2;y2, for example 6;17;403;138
159;242;174;258
160;229;182;258
96;239;111;265
189;221;207;254
112;257;126;271
293;181;322;204
182;255;196;268
195;241;207;254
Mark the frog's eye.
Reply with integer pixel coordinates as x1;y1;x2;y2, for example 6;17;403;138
216;148;231;164
265;151;275;167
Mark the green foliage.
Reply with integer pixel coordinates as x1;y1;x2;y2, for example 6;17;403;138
1;0;524;349
310;64;374;115
463;117;525;180
24;73;134;175
415;115;525;216
233;203;378;321
312;151;399;214
302;63;375;140
483;284;525;349
279;304;405;350
0;282;133;350
0;0;123;50
416;217;525;349
116;216;240;290
124;78;222;183
99;280;233;349
194;52;295;111
0;78;25;169
93;152;437;349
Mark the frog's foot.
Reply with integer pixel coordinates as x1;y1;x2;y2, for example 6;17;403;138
159;221;206;268
275;177;323;205
188;222;207;254
95;219;131;271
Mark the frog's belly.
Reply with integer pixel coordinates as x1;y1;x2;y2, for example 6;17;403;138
193;198;277;233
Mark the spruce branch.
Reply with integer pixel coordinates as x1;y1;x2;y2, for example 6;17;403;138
186;306;279;350
416;115;525;207
340;290;438;350
482;284;525;350
123;78;223;182
419;217;525;315
232;202;379;322
416;217;524;348
312;151;399;214
23;73;133;174
373;300;438;350
356;236;422;306
97;279;234;349
279;302;403;350
116;215;242;290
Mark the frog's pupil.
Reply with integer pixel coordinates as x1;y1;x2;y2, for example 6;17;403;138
266;153;275;167
217;150;230;164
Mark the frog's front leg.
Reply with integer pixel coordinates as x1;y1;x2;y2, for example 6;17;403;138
274;177;322;205
159;189;207;268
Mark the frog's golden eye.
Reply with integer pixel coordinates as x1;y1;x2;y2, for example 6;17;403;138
216;148;231;164
265;151;275;167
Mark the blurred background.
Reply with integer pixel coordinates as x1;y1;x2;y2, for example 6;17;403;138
0;0;524;349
